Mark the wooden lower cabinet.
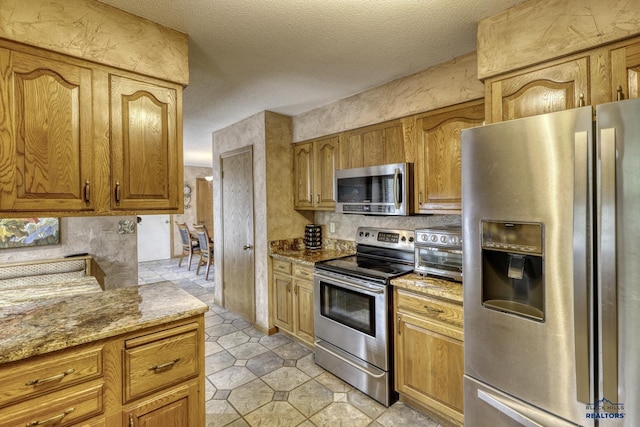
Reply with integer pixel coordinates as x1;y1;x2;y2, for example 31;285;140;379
0;316;204;427
123;382;199;427
271;258;315;347
394;288;464;426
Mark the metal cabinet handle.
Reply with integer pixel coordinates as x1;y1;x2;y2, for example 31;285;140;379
26;408;75;426
129;414;135;427
115;180;121;203
149;358;180;372
294;285;298;296
316;194;320;204
243;244;253;251
578;93;585;107
308;193;312;203
616;85;624;101
25;369;75;386
84;180;90;203
418;191;422;206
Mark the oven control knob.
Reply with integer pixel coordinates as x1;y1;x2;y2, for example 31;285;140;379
420;234;428;241
440;236;447;243
401;236;406;242
430;235;438;242
450;236;459;245
365;232;370;237
409;236;414;242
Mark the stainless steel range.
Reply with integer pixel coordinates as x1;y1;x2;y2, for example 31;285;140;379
313;227;415;406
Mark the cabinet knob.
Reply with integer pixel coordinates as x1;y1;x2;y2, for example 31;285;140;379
617;85;624;101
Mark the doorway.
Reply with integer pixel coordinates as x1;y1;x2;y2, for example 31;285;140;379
196;177;213;234
221;146;255;323
137;215;171;261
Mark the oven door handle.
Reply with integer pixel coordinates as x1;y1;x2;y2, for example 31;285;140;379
314;273;384;294
315;340;386;378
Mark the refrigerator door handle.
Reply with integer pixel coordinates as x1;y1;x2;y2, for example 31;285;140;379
572;131;591;404
598;126;619;405
477;389;545;427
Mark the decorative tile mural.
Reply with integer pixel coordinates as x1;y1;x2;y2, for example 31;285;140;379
0;218;60;249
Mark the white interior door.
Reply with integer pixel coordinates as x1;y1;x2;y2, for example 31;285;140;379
137;214;171;262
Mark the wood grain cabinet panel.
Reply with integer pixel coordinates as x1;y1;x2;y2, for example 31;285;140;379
394;288;464;426
0;382;104;427
123;323;199;402
271;258;315;347
0;344;103;408
0;48;95;213
110;74;181;211
293;135;339;210
415;100;484;214
341;120;405;168
486;57;590;123
611;39;640;100
122;382;199;427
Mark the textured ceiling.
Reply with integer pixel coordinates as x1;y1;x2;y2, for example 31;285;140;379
98;0;526;167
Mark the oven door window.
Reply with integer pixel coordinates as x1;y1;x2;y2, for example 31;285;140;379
320;281;376;336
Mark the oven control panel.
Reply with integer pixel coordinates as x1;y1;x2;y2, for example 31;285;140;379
356;227;415;251
415;225;462;249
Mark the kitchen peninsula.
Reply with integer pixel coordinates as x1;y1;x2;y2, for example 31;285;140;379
0;282;208;426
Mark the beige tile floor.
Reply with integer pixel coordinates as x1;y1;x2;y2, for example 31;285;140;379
138;258;442;427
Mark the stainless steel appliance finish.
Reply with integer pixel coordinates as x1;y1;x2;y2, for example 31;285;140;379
414;225;463;281
335;162;413;216
314;227;415;406
461;99;640;426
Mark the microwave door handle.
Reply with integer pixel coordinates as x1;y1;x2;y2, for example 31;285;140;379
393;168;400;209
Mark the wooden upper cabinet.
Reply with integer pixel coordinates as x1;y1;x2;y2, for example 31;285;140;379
314;136;339;209
415;100;484;214
611;39;640;100
0;48;95;213
293;141;313;209
293;136;339;210
486;56;590;123
110;75;182;211
341;120;405;168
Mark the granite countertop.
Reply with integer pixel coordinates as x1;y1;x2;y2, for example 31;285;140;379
391;273;463;304
0;281;208;365
270;247;354;266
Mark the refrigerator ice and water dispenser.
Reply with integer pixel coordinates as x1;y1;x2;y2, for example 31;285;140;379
480;221;544;321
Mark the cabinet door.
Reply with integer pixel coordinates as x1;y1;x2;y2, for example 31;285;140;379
0;48;94;212
110;75;181;211
611;40;640;100
416;100;484;213
313;136;339;209
273;273;293;332
396;312;464;424
123;383;198;427
341;121;404;168
293;279;314;346
487;57;590;123
293;142;313;209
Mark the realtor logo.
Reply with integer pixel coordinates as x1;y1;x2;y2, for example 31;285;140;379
586;398;625;419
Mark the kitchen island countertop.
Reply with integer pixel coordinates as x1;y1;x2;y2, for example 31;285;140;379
0;281;208;365
391;273;463;303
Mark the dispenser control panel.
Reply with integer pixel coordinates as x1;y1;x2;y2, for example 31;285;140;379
481;221;543;256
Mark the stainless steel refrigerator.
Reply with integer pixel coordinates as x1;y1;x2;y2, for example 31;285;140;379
461;99;640;426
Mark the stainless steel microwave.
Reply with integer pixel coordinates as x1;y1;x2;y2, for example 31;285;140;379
335;162;413;215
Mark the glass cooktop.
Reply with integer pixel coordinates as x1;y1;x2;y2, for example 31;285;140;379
315;254;414;283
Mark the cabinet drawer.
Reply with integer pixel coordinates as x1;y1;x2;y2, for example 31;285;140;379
396;288;463;327
0;344;103;408
0;382;104;427
123;323;199;402
292;263;313;280
273;259;292;274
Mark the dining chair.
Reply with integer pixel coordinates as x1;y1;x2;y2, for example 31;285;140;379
193;224;214;280
176;222;200;270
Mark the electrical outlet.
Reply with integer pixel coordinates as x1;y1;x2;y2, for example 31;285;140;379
329;222;336;233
